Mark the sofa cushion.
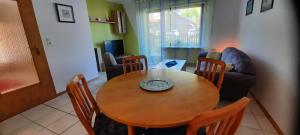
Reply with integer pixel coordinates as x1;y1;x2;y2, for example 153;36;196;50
104;52;117;66
221;47;255;75
220;72;256;100
206;52;222;60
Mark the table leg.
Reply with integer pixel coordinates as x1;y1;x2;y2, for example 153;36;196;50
127;125;136;135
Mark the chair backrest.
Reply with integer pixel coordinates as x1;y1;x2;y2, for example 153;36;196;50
66;74;99;135
187;97;250;135
195;58;226;90
122;55;148;74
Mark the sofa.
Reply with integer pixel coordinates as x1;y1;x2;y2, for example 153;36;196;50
198;47;256;100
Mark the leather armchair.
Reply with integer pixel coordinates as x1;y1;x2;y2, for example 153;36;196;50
103;52;144;80
103;52;124;80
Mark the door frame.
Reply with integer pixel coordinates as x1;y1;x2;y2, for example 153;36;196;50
0;0;56;121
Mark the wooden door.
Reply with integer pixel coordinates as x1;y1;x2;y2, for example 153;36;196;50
0;0;56;121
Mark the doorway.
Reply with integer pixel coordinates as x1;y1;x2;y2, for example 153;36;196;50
0;0;56;121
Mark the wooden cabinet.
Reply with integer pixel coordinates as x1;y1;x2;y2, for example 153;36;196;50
112;10;126;34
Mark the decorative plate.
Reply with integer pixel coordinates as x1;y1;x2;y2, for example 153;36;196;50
140;78;175;92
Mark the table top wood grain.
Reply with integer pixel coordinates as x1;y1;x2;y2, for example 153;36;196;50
96;69;220;128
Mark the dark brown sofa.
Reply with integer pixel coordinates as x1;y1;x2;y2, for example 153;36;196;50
198;47;256;100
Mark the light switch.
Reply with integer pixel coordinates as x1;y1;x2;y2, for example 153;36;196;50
45;38;52;46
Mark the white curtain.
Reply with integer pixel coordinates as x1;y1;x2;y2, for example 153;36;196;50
136;0;207;65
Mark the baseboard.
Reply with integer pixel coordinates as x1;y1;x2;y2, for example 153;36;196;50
56;91;67;96
87;76;100;83
55;76;99;97
250;92;284;135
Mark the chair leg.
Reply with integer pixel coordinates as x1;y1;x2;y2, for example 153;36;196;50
128;125;136;135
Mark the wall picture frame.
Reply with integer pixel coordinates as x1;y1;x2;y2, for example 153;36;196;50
246;0;254;16
55;3;75;23
260;0;274;12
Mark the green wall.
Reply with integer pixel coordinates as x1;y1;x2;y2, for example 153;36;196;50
123;16;140;55
86;0;139;55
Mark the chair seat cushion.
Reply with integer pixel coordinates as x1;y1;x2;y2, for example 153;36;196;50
144;125;206;135
93;114;145;135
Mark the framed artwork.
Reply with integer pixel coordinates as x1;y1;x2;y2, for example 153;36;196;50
260;0;274;12
246;0;254;16
55;3;75;23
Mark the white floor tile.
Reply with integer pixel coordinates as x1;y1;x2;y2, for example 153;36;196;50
34;110;66;127
264;131;278;135
55;102;74;113
44;95;67;105
245;106;252;114
88;84;99;92
61;122;87;135
38;129;56;135
0;115;32;134
46;97;71;110
10;122;43;135
21;105;56;121
255;115;277;133
89;77;106;84
249;103;265;116
241;113;261;129
70;110;77;116
235;126;264;135
47;114;78;134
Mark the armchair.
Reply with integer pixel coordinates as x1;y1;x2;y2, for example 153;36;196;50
103;52;145;80
103;52;124;80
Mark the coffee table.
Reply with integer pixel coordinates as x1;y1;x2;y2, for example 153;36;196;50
152;59;187;71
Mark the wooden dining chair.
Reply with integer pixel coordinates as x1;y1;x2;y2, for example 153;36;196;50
145;97;250;135
122;55;148;74
186;97;251;135
67;74;136;135
195;58;226;90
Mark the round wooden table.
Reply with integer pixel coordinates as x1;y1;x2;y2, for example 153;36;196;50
96;69;220;135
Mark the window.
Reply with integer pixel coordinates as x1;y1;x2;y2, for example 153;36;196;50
148;7;202;48
137;0;205;64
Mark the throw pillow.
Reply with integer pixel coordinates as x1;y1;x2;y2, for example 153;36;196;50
225;63;234;72
215;63;234;72
206;52;221;60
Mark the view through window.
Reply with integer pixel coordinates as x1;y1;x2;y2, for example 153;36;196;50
148;6;202;64
149;7;202;47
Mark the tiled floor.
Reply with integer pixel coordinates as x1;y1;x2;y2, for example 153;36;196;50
0;71;278;135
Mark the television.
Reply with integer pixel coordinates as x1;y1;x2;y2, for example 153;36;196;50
104;40;124;57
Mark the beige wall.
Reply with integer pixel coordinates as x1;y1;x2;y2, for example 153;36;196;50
210;0;242;51
239;0;297;134
32;0;98;93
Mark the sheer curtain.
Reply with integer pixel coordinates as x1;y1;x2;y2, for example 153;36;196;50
136;0;207;65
